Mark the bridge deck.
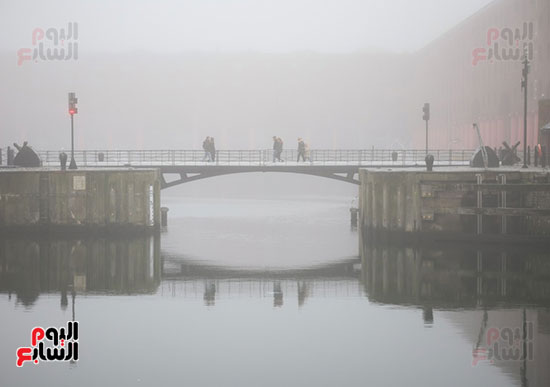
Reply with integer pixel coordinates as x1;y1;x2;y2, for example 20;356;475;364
33;149;474;168
13;149;473;187
0;149;475;186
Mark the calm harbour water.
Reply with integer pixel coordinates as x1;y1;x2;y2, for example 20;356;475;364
1;195;549;387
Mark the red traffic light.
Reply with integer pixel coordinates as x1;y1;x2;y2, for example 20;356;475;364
68;92;78;115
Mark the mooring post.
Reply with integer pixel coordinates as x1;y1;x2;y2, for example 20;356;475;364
476;174;483;235
161;207;169;227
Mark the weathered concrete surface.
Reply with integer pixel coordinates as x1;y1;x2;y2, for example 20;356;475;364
0;168;160;233
359;167;550;244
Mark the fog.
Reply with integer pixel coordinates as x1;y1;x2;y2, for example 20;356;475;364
0;0;493;195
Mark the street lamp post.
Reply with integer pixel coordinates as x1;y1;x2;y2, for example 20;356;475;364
521;54;529;169
68;92;78;170
423;103;430;155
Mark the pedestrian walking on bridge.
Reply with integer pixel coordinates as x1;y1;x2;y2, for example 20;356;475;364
209;137;216;162
273;136;283;162
202;136;212;162
297;138;306;162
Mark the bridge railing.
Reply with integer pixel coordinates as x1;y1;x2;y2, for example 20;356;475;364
31;149;477;167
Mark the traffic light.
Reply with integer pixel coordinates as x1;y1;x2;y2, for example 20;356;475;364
68;92;78;115
422;103;430;121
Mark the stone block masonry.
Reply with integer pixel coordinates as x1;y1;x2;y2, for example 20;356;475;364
359;167;550;245
0;168;160;234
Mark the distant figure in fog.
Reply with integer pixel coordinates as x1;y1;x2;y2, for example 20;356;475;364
273;136;283;162
209;137;216;162
304;142;311;162
59;149;68;171
202;136;212;162
297;138;306;162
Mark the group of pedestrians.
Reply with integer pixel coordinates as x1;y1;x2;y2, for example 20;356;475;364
273;136;310;162
202;136;216;162
201;135;311;163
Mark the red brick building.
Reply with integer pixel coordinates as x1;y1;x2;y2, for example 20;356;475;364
412;0;550;150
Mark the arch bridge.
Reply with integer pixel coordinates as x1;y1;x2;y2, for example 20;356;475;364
36;149;472;189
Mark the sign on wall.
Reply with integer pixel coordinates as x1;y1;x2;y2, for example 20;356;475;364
73;175;86;191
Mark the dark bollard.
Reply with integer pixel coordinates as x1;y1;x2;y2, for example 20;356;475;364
98;152;105;162
543;146;548;168
535;146;539;166
527;146;531;166
59;152;68;171
391;151;398;162
161;207;169;227
425;154;435;171
350;207;358;227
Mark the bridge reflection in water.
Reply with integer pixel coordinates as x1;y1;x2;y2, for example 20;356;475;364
0;235;362;308
2;235;550;311
161;254;362;307
1;235;550;386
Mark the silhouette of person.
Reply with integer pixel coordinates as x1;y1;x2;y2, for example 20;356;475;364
202;136;212;162
297;138;306;162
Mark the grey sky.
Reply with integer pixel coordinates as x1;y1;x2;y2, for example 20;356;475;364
1;0;494;53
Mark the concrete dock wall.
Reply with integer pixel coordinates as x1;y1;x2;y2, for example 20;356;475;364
0;168;160;233
359;168;550;243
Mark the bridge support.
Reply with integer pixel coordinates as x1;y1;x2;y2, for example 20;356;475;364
159;167;360;189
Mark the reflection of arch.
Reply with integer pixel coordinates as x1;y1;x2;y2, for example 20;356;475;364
162;254;360;280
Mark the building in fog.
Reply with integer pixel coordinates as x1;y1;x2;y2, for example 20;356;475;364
411;0;550;150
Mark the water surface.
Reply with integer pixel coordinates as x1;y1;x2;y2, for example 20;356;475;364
1;196;548;386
